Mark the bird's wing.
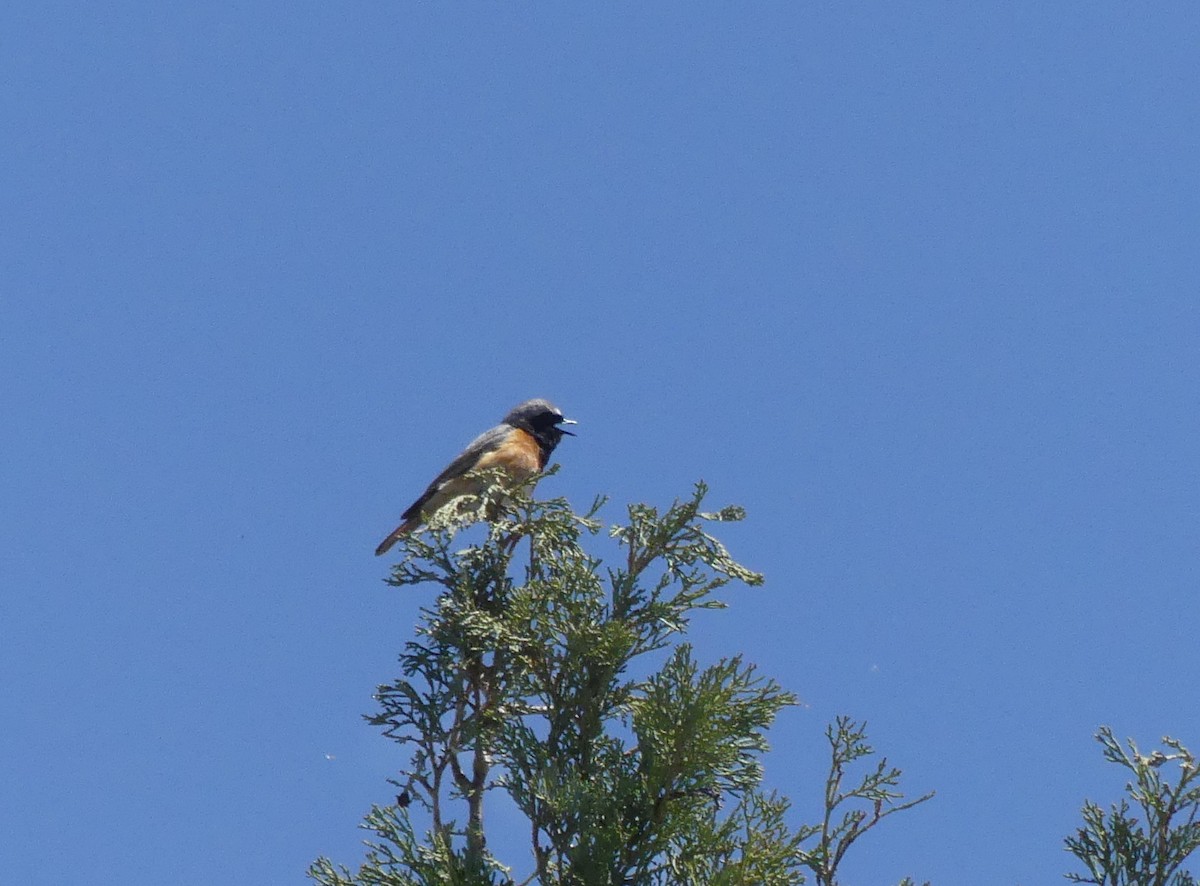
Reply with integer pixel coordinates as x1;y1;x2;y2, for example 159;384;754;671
400;424;511;521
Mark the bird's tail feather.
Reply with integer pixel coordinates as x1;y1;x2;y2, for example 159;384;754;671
374;518;418;556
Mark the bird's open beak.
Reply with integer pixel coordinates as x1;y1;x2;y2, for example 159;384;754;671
559;418;577;436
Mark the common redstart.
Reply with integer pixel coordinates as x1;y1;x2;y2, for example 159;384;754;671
374;399;576;556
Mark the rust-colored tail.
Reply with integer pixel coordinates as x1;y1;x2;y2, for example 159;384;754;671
374;517;419;556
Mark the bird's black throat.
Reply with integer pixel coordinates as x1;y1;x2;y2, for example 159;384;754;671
522;412;572;466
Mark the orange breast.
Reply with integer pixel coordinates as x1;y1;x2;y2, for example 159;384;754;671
473;428;543;479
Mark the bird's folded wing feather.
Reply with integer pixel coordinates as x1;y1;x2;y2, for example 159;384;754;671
400;425;510;521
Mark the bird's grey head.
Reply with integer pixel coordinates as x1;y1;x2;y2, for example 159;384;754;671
503;399;577;450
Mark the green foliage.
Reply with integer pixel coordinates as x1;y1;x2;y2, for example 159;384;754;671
794;716;933;886
310;477;930;885
1065;727;1200;885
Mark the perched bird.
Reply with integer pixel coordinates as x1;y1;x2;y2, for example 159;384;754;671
374;399;576;556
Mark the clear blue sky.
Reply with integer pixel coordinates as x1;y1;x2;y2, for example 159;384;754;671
3;4;1197;884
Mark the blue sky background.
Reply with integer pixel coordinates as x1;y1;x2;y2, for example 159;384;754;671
3;4;1198;884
